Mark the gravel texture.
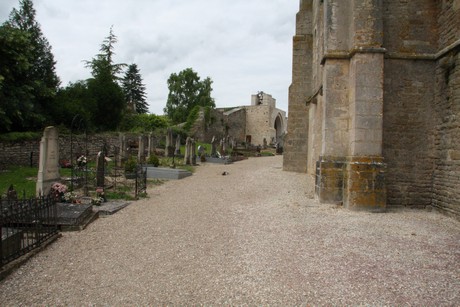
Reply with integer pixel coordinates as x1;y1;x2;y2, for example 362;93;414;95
1;156;459;306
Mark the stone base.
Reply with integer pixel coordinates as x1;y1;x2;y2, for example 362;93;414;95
343;156;386;211
56;203;98;231
315;156;345;203
316;156;387;210
143;167;192;180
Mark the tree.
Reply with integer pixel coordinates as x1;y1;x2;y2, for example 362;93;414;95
122;64;148;114
6;0;60;129
85;27;126;130
164;68;215;124
0;24;34;132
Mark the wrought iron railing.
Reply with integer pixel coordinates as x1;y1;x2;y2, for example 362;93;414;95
1;195;58;268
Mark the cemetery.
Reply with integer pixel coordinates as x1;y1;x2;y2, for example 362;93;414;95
1;124;271;273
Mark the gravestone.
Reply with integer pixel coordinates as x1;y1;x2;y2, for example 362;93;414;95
36;126;60;196
118;134;126;166
96;151;105;188
211;136;217;157
138;135;145;163
166;128;174;157
147;133;154;159
263;138;267;149
175;136;181;156
191;139;197;165
184;137;192;165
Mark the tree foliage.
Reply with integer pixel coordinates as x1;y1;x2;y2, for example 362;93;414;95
164;68;215;124
0;0;59;132
85;27;126;131
122;64;148;114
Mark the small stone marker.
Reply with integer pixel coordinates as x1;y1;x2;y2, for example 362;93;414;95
166;128;174;157
147;133;154;159
36;126;60;196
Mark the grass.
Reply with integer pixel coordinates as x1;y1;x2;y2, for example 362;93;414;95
0;166;38;198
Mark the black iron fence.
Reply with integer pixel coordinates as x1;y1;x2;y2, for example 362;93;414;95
1;195;58;268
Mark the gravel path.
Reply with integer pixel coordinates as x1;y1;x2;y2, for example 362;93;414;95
1;156;459;306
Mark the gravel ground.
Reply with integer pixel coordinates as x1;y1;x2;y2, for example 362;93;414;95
1;156;459;306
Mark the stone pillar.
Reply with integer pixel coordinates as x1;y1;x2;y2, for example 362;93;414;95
283;0;312;173
211;136;217;157
36;126;60;196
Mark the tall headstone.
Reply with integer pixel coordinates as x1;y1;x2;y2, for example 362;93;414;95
166;128;174;157
96;151;105;188
138;135;145;163
191;139;197;165
211;136;217;157
184;137;192;165
36;126;60;196
119;134;126;167
147;133;154;159
175;136;181;156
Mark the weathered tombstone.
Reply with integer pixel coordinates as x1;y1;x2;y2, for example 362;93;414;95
191;139;197;165
96;151;105;188
36;126;60;196
147;133;154;159
222;138;227;155
166;128;174;157
118;134;126;166
175;136;181;156
263;138;267;149
184;137;192;165
211;136;217;157
138;135;145;163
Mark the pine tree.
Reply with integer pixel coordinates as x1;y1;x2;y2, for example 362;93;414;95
85;27;126;130
122;64;148;114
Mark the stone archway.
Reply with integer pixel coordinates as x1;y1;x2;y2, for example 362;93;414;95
274;114;284;144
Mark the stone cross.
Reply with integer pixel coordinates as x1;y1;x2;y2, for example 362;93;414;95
36;126;60;196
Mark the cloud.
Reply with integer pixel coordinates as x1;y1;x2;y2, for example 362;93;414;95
1;0;298;115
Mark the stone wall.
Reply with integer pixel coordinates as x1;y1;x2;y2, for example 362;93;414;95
285;0;460;216
0;132;159;170
432;0;460;215
283;0;312;172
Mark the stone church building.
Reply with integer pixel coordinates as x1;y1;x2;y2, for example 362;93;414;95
191;92;287;147
283;0;460;217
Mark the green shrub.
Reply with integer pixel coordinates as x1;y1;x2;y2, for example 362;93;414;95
147;154;159;167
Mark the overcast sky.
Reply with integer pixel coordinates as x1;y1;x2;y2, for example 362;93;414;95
1;0;298;115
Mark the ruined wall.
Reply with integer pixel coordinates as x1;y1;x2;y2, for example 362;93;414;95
245;104;274;146
225;108;247;143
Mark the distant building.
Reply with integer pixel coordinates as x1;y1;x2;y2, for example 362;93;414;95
190;92;287;147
